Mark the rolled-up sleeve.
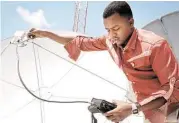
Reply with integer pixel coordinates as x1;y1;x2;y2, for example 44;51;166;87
140;40;179;105
64;36;107;61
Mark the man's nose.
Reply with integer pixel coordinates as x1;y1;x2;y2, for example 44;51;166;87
108;30;117;39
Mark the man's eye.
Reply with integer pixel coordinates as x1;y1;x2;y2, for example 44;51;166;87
113;28;120;31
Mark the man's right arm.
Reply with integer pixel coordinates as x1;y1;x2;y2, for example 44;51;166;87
28;29;108;61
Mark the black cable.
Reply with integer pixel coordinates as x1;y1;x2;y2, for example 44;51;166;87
16;44;91;104
92;113;97;123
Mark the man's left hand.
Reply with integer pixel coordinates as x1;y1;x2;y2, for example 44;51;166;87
104;100;132;123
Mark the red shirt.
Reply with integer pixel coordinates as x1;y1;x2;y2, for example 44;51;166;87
64;28;179;117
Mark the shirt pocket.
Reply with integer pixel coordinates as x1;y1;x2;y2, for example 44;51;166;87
130;58;145;68
127;51;151;70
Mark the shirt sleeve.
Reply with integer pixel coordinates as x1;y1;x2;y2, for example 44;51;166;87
139;40;179;105
64;35;107;61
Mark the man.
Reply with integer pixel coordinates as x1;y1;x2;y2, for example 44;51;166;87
28;1;179;123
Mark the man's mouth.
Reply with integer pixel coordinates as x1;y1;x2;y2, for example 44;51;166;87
110;38;120;44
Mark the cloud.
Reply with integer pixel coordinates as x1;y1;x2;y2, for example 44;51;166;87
16;6;51;28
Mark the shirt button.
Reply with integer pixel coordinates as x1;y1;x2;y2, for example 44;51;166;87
126;72;129;76
131;62;135;67
132;81;136;84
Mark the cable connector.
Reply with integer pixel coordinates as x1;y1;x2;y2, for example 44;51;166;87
10;30;33;47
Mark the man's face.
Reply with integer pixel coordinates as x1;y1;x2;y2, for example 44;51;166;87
103;13;134;46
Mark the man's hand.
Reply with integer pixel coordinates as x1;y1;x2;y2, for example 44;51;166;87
28;28;47;39
104;100;132;123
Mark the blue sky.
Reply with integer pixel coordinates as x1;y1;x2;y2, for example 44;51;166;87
1;1;179;40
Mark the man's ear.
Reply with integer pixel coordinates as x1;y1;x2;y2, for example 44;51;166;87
129;18;134;27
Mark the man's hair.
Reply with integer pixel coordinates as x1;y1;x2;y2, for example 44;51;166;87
103;1;133;19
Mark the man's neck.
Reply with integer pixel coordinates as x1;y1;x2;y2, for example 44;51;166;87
121;28;134;48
